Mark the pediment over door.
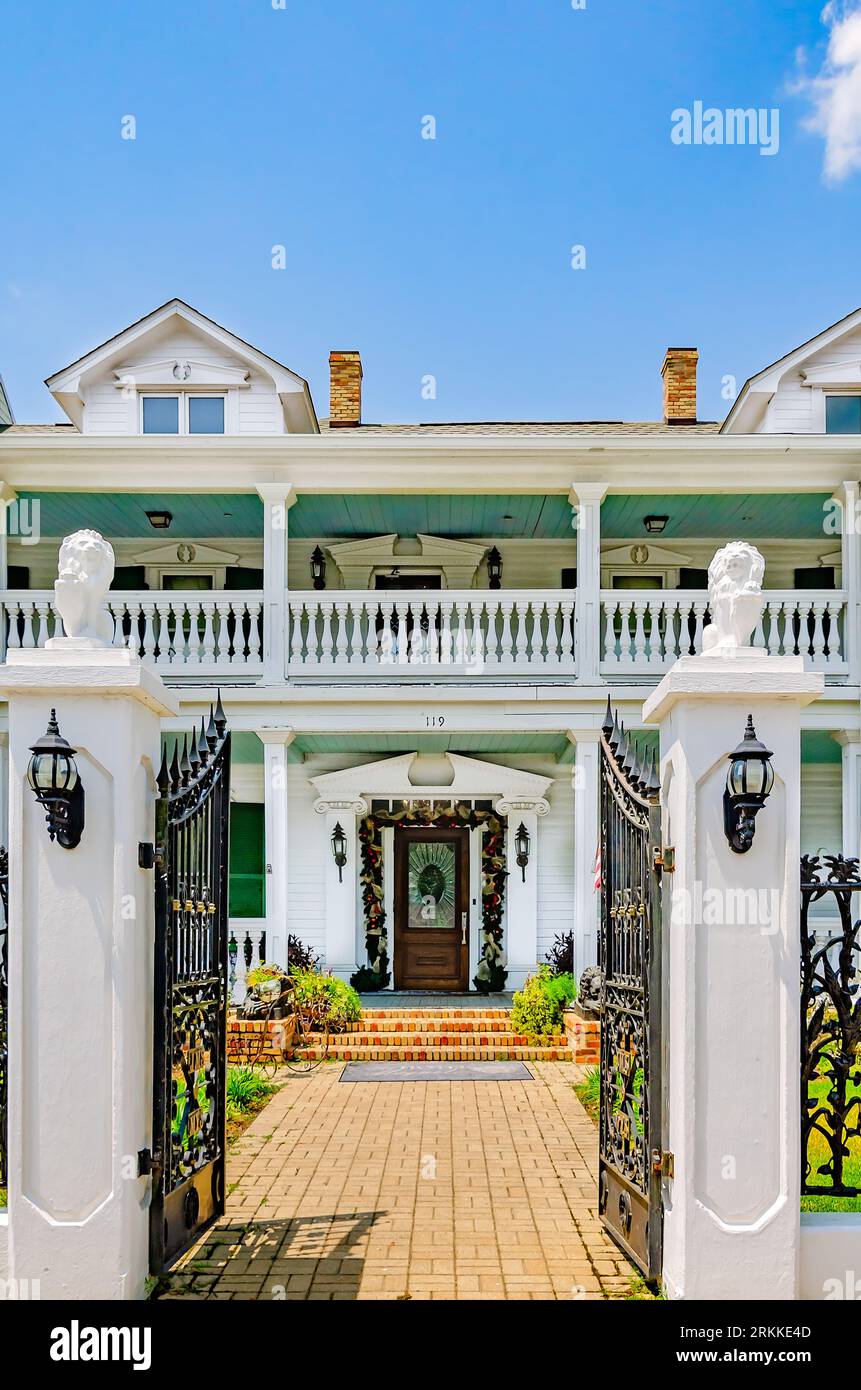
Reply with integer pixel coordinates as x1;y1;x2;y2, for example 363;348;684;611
310;751;552;816
326;534;488;589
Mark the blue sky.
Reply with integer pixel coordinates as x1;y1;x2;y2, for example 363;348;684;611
1;0;860;425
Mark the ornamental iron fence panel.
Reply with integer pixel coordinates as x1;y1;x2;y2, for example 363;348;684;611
597;701;664;1282
800;854;861;1199
149;698;231;1272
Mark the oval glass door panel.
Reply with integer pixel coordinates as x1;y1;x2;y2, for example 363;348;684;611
408;841;456;929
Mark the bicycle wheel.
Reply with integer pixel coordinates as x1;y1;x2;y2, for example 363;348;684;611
282;1006;327;1074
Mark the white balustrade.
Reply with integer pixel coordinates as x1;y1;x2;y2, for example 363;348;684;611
600;589;849;678
229;923;267;1005
0;589;264;676
286;590;577;676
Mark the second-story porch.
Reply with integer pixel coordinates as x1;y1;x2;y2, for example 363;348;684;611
0;483;857;686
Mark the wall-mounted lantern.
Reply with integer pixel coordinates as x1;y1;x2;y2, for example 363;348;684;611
310;546;327;591
514;821;531;882
643;514;669;535
331;821;348;881
27;709;85;850
487;546;503;590
723;715;774;854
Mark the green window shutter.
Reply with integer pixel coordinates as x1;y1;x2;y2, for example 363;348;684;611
229;803;266;918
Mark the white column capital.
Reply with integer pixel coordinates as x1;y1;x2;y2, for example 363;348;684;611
256;482;297;509
495;795;550;818
568;481;608;508
314;796;368;817
832;728;861;747
566;726;602;747
0;481;17;505
256;727;296;747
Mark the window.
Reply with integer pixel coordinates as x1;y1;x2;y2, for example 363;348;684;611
142;396;179;434
188;396;225;434
825;396;861;434
141;394;225;435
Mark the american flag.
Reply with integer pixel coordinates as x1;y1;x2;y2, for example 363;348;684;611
593;844;602;891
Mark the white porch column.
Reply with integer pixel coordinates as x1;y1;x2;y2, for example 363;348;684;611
568;727;601;976
834;729;861;863
836;480;861;685
257;484;295;686
497;797;549;990
258;729;295;968
0;730;8;848
314;797;365;981
643;651;822;1300
0;646;177;1300
570;482;607;685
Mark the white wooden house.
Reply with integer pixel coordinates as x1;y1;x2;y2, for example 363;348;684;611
0;298;858;992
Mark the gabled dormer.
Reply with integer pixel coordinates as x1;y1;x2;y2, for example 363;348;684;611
723;305;861;434
45;298;318;435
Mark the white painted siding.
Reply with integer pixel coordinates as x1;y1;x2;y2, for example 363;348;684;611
537;772;576;964
758;326;861;434
288;761;328;962
801;763;843;922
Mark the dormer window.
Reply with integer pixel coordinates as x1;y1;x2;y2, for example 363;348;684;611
825;395;861;434
141;393;225;435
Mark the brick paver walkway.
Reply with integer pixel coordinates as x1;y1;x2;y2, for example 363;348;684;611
170;1061;638;1300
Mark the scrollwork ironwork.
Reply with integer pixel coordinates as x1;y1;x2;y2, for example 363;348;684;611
800;853;861;1199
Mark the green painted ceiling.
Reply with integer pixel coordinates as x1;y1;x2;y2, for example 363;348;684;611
801;730;842;764
291;732;571;758
21;492;263;539
21;490;832;542
601;494;833;540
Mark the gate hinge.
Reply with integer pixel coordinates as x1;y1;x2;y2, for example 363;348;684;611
653;846;675;874
138;1146;163;1178
651;1148;674;1179
138;842;155;870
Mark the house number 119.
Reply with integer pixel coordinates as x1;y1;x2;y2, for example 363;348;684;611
425;715;445;727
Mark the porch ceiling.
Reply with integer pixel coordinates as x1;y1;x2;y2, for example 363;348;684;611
601;493;833;540
291;731;571;758
18;491;263;538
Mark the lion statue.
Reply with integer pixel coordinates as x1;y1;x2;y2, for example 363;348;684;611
52;529;115;644
701;541;765;653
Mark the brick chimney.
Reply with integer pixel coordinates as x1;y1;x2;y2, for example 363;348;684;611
661;347;698;424
329;350;362;427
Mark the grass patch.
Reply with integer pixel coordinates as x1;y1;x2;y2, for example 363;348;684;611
226;1066;279;1145
575;1064;600;1123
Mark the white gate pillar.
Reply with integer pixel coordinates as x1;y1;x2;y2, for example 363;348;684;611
498;798;549;989
643;650;822;1300
314;797;364;981
259;728;294;968
568;727;601;975
0;647;177;1300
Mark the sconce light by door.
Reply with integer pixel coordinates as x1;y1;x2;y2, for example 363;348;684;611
514;821;531;882
331;821;348;881
723;715;774;854
27;709;85;849
310;546;327;591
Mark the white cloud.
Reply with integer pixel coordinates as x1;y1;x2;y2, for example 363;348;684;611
795;2;861;183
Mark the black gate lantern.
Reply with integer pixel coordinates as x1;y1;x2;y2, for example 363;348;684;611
723;714;774;854
514;821;531;881
331;821;348;881
310;546;327;591
487;546;503;590
27;709;85;849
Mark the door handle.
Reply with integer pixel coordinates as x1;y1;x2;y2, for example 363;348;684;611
461;912;468;946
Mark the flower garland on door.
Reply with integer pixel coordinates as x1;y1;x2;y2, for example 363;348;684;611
354;801;508;992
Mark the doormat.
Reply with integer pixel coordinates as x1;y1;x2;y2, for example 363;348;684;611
339;1061;533;1083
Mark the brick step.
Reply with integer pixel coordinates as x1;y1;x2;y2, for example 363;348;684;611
328;1031;567;1047
345;1018;517;1034
358;1008;513;1019
295;1045;574;1062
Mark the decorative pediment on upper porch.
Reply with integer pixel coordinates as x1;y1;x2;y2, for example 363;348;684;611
326;533;488;588
310;751;553;816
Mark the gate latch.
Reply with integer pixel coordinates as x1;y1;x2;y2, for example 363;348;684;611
651;1148;675;1179
653;846;675;874
138;1146;163;1178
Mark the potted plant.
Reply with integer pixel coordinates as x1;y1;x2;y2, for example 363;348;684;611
246;962;288;1003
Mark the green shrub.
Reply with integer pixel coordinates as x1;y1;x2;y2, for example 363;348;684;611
511;965;574;1035
289;966;362;1030
350;964;390;992
226;1066;276;1118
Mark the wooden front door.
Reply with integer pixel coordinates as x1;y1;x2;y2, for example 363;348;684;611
393;827;469;990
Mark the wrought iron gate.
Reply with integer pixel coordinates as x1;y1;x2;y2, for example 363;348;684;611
149;699;231;1271
597;701;664;1282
